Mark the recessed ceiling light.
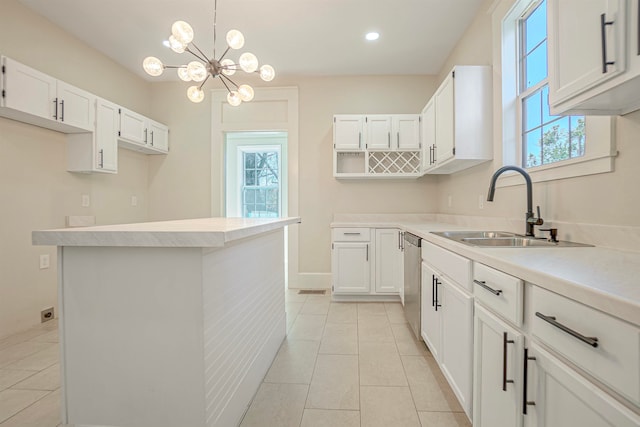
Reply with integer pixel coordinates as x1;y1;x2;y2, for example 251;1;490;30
162;40;170;48
365;32;380;41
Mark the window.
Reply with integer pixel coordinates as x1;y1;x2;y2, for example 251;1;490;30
518;0;585;168
500;0;615;185
242;150;280;218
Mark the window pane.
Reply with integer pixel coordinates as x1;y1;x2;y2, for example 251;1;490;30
244;153;255;169
525;0;547;53
524;130;542;167
523;90;542;131
542;117;570;164
524;41;547;89
570;116;586;158
256;189;266;204
245;170;255;186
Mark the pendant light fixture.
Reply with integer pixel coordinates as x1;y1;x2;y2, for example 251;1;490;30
142;0;275;105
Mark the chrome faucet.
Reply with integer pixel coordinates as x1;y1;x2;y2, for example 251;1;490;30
486;166;544;237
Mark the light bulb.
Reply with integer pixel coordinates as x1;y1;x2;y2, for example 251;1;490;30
238;84;254;102
168;35;186;53
220;59;236;76
171;20;194;45
259;64;275;81
239;52;258;73
227;91;242;106
177;67;191;82
143;56;164;76
187;61;207;82
365;32;380;41
187;86;204;103
226;29;245;50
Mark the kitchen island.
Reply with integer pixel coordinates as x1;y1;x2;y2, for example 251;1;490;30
33;217;300;427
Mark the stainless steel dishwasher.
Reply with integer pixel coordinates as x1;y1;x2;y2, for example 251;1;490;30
403;232;422;340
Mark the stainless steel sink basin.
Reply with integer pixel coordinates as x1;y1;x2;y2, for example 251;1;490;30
431;231;592;248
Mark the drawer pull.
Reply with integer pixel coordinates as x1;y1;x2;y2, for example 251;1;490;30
474;279;502;296
343;232;361;235
503;332;515;391
535;312;599;348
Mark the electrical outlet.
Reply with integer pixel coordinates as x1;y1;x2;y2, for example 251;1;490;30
447;195;453;208
41;307;54;323
131;195;138;207
39;254;50;269
81;194;90;207
478;194;484;209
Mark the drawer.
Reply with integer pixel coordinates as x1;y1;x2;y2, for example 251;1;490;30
332;227;370;242
531;286;640;405
473;263;523;327
422;242;471;291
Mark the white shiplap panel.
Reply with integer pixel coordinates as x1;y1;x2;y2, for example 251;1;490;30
201;230;286;427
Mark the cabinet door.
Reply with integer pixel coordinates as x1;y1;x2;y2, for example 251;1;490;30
548;0;626;105
332;242;370;294
394;115;421;150
421;262;442;361
374;229;401;293
119;108;148;145
366;116;392;150
473;304;523;427
421;99;436;171
57;81;95;132
149;120;169;152
2;56;56;121
333;115;363;151
440;280;473;417
95;98;118;172
434;73;455;165
524;343;640;427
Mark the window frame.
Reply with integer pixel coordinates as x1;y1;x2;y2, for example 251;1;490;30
499;0;616;188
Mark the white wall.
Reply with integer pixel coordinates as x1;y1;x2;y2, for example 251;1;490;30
435;0;640;228
0;0;154;338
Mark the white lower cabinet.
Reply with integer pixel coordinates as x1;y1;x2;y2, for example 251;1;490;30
473;304;524;427
421;242;473;418
524;343;640;427
331;227;401;297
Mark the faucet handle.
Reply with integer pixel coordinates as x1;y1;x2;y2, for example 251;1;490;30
528;206;544;226
537;206;541;219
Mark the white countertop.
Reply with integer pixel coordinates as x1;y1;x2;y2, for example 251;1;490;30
33;217;301;248
332;218;640;326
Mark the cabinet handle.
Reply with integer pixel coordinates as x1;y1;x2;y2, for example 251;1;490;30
388;132;391;149
433;145;437;162
60;99;64;122
150;130;154;146
397;131;400;147
434;276;442;311
343;232;361;235
431;275;436;307
144;128;148;143
358;132;362;149
535;312;599;347
98;149;104;168
600;13;616;73
523;348;536;415
53;98;58;120
502;332;515;391
366;244;369;261
474;279;503;296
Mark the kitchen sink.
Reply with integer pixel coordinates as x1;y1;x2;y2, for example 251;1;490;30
431;231;592;248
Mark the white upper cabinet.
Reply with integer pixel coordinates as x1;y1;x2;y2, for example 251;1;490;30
1;56;94;133
423;66;493;174
393;114;421;151
548;0;640;115
421;98;436;171
365;115;393;150
118;108;168;154
333;115;364;151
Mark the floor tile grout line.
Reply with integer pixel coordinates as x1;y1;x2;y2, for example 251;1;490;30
0;388;55;426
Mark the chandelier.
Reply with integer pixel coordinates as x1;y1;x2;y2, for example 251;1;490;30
142;0;275;105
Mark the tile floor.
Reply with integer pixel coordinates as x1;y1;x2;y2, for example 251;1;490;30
0;290;471;427
239;290;471;427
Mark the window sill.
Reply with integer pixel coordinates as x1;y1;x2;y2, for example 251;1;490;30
496;153;616;188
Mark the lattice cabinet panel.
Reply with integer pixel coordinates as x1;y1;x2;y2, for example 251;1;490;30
368;151;421;175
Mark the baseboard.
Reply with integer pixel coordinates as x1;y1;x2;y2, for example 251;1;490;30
292;273;331;290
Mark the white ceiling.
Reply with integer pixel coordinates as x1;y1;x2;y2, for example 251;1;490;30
18;0;485;81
